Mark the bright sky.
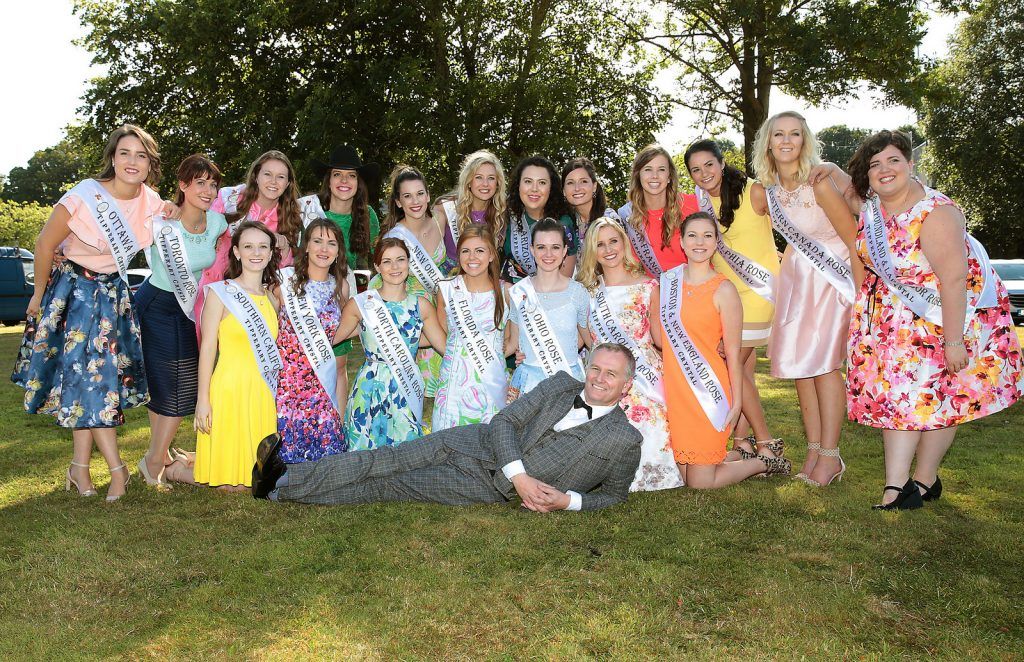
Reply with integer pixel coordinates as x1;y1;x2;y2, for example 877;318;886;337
0;2;960;175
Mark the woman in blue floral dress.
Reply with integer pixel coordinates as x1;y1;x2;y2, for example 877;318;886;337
333;237;446;450
274;219;350;462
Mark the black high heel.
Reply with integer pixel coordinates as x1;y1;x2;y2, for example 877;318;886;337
914;475;943;502
872;479;923;511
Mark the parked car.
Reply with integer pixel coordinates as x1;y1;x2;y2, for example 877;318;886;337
126;268;151;294
0;247;34;325
992;259;1024;325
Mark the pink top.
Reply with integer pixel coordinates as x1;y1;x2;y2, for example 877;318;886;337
202;187;290;284
58;181;162;273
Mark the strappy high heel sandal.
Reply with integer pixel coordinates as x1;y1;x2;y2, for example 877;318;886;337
105;463;132;502
65;461;98;497
801;447;846;487
872;479;923;511
756;452;792;477
794;442;820;481
755;438;784;457
914;475;942;502
731;435;757;460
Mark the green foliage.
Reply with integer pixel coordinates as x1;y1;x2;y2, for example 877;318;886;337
72;0;666;203
919;0;1024;256
817;125;871;170
0;200;50;248
2;130;92;205
673;139;745;194
620;1;927;168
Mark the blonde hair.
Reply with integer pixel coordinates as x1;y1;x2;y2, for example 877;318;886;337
750;111;821;187
626;144;683;249
576;217;645;292
96;124;161;186
445;150;508;248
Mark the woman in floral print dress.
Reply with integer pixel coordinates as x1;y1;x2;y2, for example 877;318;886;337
576;217;683;491
333;238;447;450
274;219;349;463
841;130;1022;509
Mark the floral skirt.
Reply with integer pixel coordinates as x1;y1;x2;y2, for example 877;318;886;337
10;261;148;428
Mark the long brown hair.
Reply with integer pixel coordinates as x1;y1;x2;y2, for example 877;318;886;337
230;150;302;250
382;165;432;236
627;144;683;248
95;124;162;187
317;169;372;268
452;224;505;328
291;218;348;304
224;220;281;288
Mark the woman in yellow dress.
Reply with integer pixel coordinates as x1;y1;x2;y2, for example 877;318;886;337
165;221;281;492
684;139;784;463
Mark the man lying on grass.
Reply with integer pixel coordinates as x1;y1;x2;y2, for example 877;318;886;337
253;342;643;511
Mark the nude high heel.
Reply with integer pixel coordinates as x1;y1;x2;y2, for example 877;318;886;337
794;442;820;481
65;461;98;497
801;447;846;487
105;463;132;502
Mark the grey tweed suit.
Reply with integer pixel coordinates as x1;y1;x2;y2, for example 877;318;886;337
276;372;643;511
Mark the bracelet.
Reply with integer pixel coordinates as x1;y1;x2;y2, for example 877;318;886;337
945;339;965;348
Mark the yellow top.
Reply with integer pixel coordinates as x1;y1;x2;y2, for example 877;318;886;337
710;178;780;327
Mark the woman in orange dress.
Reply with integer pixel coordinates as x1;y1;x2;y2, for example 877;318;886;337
657;212;791;487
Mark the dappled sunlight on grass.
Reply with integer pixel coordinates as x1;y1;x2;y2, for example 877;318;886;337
0;326;1022;656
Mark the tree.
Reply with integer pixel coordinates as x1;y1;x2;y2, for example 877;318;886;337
2;132;92;205
919;0;1024;257
817;125;871;170
0;201;50;248
616;1;928;169
73;0;665;202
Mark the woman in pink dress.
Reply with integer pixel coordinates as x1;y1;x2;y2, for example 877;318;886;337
194;150;302;327
841;130;1022;509
751;111;858;486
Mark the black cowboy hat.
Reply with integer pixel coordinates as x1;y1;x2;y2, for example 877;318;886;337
310;145;381;184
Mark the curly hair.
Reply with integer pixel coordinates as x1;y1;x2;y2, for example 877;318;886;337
505;156;567;237
847;130;914;200
441;150;508;248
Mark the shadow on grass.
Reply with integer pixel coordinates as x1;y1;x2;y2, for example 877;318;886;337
0;332;1022;657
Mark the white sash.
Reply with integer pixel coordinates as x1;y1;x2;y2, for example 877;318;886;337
278;267;340;412
863;193;998;330
442;200;460;244
617;203;662;277
385;224;445;293
696;186;776;304
298;194;327;228
218;184;245;215
440;277;508;402
67;179;142;282
589;280;664;404
766;186;856;305
205;281;281;395
354;290;424;422
147;216;200;320
509;215;537;275
510;277;574;377
659;267;730;431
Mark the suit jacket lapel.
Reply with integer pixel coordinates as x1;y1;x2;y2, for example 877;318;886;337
525;384;578;450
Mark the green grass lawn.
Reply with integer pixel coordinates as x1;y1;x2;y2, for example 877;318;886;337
0;325;1022;659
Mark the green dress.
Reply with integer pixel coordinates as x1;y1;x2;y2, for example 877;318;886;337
325;206;380;356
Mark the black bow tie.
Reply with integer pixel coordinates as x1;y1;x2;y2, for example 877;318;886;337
573;394;593;419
